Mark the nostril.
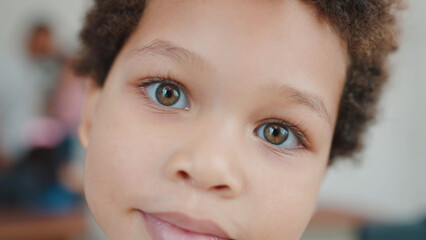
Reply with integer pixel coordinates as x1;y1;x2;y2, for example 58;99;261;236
213;185;230;191
178;170;190;180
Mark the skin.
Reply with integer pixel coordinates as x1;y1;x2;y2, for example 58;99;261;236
79;0;348;239
28;27;55;59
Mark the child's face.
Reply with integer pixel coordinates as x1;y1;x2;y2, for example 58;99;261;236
79;0;347;239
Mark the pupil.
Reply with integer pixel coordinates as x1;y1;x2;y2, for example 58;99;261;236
164;89;173;98
272;129;280;136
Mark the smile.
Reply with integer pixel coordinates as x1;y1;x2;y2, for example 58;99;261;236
139;210;232;240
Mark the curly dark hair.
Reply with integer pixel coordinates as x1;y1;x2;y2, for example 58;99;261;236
74;0;402;164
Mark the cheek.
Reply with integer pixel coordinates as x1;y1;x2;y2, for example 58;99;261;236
246;157;325;239
83;92;175;235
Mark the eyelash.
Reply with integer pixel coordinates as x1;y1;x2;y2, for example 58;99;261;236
137;73;188;93
135;75;311;152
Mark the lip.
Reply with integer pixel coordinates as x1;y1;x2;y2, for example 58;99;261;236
139;210;232;240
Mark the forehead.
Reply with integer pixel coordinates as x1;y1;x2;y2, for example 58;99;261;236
135;0;348;67
117;0;347;124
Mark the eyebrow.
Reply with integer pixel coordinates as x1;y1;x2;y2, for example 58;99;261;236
129;39;207;68
265;84;333;128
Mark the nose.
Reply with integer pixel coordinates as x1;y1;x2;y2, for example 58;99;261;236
164;126;245;199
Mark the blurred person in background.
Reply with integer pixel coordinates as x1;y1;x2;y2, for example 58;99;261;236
0;22;62;160
0;20;84;212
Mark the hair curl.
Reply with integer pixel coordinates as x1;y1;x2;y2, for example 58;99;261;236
74;0;402;164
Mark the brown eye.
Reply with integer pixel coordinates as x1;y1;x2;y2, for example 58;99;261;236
263;123;289;145
144;81;189;109
256;122;302;149
155;83;180;106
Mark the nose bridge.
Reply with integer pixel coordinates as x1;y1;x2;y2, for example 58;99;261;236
165;117;245;198
192;115;237;152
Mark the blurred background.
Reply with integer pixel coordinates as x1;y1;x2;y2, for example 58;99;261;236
0;0;424;239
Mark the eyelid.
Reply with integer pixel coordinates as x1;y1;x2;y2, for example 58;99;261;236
138;77;189;96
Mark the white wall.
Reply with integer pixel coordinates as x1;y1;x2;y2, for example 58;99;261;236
318;0;426;222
